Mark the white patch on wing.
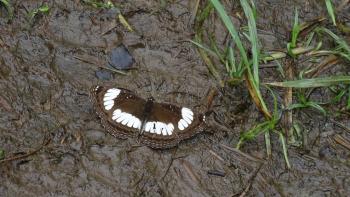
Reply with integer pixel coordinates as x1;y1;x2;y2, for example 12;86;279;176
145;122;152;132
178;107;194;130
168;123;174;132
132;118;141;129
144;121;174;136
103;88;121;110
112;109;141;129
112;109;122;120
127;117;135;127
155;122;162;135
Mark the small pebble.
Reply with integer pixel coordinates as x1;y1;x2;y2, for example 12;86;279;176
95;70;112;80
108;44;134;70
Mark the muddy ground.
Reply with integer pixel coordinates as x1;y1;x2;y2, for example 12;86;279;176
0;0;349;196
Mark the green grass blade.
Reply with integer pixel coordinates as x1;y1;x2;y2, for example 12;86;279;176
240;0;260;85
307;102;327;115
228;45;237;74
321;28;350;55
209;0;249;66
278;131;291;169
189;40;220;58
266;76;350;88
347;87;350;110
236;121;270;149
291;9;300;49
248;0;257;19
286;103;307;110
325;0;336;26
0;0;13;20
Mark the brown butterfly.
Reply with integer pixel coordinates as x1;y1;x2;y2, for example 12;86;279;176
90;85;206;149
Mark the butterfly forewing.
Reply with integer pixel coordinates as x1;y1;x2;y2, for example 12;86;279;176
91;86;146;139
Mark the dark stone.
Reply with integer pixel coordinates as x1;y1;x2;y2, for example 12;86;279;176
95;70;112;80
108;44;134;70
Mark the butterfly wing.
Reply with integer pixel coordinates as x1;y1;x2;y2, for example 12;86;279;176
139;102;205;149
91;86;146;139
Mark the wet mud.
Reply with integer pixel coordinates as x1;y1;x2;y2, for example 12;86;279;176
0;0;349;196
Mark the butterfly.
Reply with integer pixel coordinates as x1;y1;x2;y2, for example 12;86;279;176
90;85;206;149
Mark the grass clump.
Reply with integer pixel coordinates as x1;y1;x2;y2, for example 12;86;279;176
194;0;350;168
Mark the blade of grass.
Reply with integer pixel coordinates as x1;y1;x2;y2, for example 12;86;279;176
278;131;291;169
266;86;280;158
240;0;260;85
118;14;133;32
325;0;336;26
287;9;301;57
209;0;249;66
194;35;224;87
228;44;237;74
347;87;350;110
189;40;220;58
236;121;270;149
266;76;350;88
291;8;300;49
307;102;327;115
0;0;13;20
321;27;350;55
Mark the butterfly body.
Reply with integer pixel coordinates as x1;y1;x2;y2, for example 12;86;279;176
90;85;205;149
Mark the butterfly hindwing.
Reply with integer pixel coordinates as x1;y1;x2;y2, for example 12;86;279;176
139;103;205;149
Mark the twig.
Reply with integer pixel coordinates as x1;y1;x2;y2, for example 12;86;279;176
305;55;339;78
74;55;127;75
0;138;51;164
236;164;264;197
160;153;185;180
333;134;350;151
330;119;350;134
180;159;201;185
208;149;225;162
205;87;218;111
283;59;294;143
220;143;263;163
